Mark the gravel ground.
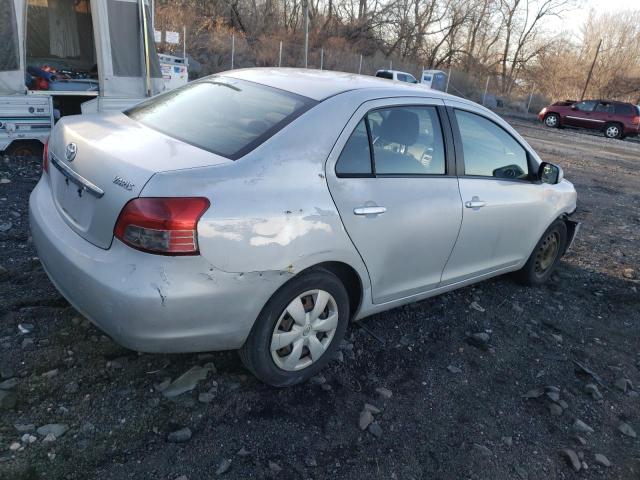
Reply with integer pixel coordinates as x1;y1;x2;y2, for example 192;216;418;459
0;118;639;480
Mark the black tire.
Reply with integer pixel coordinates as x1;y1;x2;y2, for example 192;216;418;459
604;122;623;139
239;269;350;387
543;113;560;129
516;220;567;286
5;140;44;158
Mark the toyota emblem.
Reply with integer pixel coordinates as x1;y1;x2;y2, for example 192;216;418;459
65;143;77;162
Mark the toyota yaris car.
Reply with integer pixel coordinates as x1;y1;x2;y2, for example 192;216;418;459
30;69;578;386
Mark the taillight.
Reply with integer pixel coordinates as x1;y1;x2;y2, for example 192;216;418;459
632;116;640;126
114;197;210;255
42;140;49;174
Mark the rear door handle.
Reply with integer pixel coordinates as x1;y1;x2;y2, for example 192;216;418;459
354;206;387;216
465;198;486;209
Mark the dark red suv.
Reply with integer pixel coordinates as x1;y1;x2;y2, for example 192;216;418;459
538;100;640;139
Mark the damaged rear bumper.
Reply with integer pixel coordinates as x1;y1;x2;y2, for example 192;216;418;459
29;177;282;353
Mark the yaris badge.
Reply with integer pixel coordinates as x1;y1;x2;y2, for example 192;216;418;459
65;143;77;162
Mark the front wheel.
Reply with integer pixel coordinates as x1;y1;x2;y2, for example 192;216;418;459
543;113;560;128
239;269;350;387
516;220;567;286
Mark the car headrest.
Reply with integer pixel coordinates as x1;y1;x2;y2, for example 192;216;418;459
380;109;419;146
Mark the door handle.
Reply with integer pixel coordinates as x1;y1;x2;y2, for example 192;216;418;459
465;198;486;209
354;206;387;216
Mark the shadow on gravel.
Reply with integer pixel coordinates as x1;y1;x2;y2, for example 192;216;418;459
1;258;639;479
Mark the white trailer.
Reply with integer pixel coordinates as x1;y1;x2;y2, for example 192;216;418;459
0;0;165;156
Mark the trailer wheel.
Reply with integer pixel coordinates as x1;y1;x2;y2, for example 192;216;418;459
5;141;44;159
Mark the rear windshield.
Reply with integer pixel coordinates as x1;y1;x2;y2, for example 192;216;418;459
126;77;316;159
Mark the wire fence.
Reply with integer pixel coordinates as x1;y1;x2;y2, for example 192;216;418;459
176;34;550;117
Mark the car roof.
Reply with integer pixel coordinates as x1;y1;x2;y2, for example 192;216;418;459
223;68;453;102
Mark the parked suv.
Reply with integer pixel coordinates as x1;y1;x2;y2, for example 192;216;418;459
539;99;640;139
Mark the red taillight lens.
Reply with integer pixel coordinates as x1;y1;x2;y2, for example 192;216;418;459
632;116;640;126
114;197;210;255
42;140;49;174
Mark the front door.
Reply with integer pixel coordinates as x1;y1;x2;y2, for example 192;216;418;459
326;98;463;303
441;105;550;284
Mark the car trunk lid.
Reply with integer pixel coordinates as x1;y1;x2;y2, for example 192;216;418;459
48;112;230;249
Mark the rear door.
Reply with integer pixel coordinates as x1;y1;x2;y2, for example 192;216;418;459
441;102;550;283
565;100;599;129
326;97;463;303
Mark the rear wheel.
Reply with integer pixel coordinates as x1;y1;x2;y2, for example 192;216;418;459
544;113;560;128
4;140;44;158
239;269;349;387
516;220;567;286
604;123;623;139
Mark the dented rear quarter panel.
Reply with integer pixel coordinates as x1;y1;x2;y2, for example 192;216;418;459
140;91;373;317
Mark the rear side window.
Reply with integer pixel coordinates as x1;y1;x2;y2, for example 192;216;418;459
614;103;634;115
595;102;613;113
335;106;446;176
0;0;20;72
376;71;393;80
455;110;529;180
369;106;445;174
127;78;316;159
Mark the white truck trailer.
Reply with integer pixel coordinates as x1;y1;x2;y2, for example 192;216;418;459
0;0;165;156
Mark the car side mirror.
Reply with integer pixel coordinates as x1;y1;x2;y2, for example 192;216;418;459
539;162;563;184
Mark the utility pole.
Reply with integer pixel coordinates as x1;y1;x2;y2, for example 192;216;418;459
580;38;602;101
303;0;309;68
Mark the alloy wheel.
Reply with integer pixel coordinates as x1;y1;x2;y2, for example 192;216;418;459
545;115;557;127
606;125;619;138
270;289;339;371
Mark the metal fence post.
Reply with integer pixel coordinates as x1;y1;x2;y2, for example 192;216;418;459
445;67;452;93
482;76;490;106
320;48;324;70
527;84;536;113
231;34;235;69
278;41;282;67
358;54;363;74
389;60;392;70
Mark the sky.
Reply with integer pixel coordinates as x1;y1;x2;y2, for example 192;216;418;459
556;0;637;38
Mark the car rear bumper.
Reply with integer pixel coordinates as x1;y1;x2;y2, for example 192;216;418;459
29;177;282;353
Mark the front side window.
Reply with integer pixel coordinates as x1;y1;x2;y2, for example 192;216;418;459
455;110;529;180
574;100;597;112
0;0;20;72
406;74;418;84
127;77;315;159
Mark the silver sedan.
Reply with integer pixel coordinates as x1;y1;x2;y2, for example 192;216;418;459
29;69;578;386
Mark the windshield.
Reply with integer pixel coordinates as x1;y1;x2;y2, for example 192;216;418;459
126;77;316;159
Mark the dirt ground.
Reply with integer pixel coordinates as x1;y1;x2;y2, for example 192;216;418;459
0;116;639;480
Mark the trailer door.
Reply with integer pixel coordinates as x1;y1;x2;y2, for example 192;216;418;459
0;0;26;94
92;0;164;98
